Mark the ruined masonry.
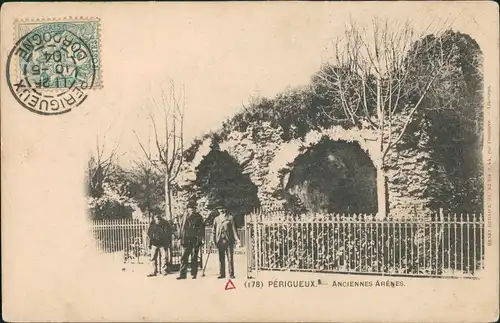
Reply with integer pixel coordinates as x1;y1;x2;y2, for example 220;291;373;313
174;121;434;220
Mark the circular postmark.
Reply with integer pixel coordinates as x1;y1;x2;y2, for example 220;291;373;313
6;23;96;115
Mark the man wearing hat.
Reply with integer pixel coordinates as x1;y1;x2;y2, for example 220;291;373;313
147;214;171;277
177;200;205;279
212;207;241;279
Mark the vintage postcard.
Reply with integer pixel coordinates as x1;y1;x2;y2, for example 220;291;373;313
1;2;499;322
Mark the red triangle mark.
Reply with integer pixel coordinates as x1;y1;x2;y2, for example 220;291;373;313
224;279;236;290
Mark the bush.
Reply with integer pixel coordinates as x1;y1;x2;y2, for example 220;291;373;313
88;184;135;220
248;213;483;276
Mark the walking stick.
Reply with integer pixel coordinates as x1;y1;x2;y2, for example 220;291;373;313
226;248;231;278
201;242;212;277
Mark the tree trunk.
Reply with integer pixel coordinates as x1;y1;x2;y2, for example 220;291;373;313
375;161;387;219
375;76;387;219
164;172;173;221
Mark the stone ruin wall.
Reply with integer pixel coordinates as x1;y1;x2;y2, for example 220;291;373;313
175;123;433;219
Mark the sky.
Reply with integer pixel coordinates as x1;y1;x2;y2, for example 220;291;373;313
72;2;495;168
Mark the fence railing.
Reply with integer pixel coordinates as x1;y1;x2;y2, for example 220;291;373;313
91;210;485;279
245;210;485;278
204;227;246;254
90;219;246;263
91;219;150;263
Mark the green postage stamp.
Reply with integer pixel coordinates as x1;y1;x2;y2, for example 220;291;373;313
6;17;101;115
13;17;102;90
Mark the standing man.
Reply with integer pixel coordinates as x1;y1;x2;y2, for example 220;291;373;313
147;214;170;277
212;208;241;279
164;218;174;273
177;201;205;280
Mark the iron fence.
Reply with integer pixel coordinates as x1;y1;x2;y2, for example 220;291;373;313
90;219;246;264
91;210;485;279
91;219;150;263
245;210;485;278
203;227;246;254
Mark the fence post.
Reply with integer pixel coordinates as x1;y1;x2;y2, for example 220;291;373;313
122;218;126;264
253;210;259;277
245;212;250;279
436;208;444;275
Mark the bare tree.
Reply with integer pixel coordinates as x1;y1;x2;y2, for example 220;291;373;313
87;132;122;198
315;18;455;217
134;80;185;222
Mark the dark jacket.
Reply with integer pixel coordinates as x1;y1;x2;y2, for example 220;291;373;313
178;211;205;245
147;219;172;248
212;214;239;246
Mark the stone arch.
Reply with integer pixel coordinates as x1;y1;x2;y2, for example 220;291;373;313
286;139;377;213
268;127;378;188
177;125;382;215
178;138;260;227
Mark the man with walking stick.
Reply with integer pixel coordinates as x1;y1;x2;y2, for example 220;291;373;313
177;200;205;280
212;207;241;279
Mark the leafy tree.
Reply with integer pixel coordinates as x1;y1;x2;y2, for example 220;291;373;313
125;160;165;220
86;133;135;220
87;183;135;220
403;30;483;212
273;86;319;141
195;139;260;227
86;160;135;220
